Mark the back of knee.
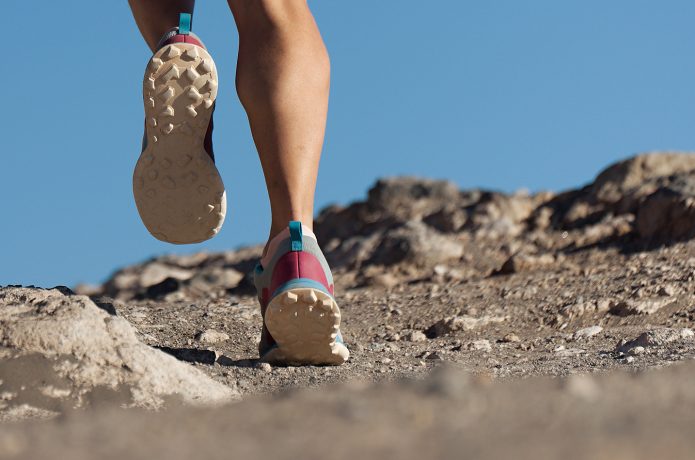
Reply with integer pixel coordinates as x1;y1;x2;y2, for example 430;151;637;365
234;0;314;35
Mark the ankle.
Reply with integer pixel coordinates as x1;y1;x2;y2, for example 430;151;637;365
268;218;313;243
261;221;317;266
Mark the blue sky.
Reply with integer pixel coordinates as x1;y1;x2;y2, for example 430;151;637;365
2;1;695;287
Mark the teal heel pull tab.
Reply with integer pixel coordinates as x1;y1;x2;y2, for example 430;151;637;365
179;13;192;35
289;221;303;251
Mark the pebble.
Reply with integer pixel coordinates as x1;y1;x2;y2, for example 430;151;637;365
501;333;520;343
658;285;676;297
468;339;492;352
596;299;612;312
574;326;603;340
617;328;694;353
629;346;645;356
554;346;586;357
256;362;272;373
195;329;230;344
405;331;427;342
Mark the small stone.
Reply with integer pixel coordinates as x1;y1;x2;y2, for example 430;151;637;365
501;333;521;343
658;285;676;297
625;356;636;364
195;329;230;344
385;333;401;342
574;325;603;340
596;299;612;312
554;347;586;358
467;339;492;352
426;315;506;338
629;346;645;356
425;351;443;360
616;328;690;353
405;331;427;342
256;362;272;373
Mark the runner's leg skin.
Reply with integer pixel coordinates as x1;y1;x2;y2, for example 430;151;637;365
228;1;331;251
129;0;195;51
130;0;330;248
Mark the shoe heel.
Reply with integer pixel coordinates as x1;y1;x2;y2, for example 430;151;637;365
263;287;349;365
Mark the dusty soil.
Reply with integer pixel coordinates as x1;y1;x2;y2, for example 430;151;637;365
3;152;695;458
84;241;695;398
4;363;695;460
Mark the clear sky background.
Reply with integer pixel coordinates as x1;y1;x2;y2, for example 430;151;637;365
2;1;695;287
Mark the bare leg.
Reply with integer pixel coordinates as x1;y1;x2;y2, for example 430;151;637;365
228;0;331;248
128;0;195;51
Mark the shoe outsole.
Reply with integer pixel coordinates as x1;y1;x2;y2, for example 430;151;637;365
134;42;226;245
263;287;350;366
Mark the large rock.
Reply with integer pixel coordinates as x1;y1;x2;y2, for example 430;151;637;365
315;178;543;269
366;221;464;267
366;177;463;221
635;174;695;242
314;177;466;245
464;191;537;238
0;287;237;421
88;154;695;300
95;246;261;300
590;152;695;205
541;152;695;230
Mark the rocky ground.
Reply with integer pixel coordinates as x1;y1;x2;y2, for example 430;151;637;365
3;152;695;458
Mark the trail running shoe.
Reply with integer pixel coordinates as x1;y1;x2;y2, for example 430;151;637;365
254;221;349;365
133;13;226;244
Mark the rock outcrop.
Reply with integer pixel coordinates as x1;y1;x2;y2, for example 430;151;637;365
83;151;695;300
0;287;238;420
542;151;695;230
